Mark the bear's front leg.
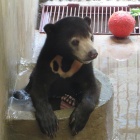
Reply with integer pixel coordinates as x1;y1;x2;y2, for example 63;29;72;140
69;88;99;135
30;86;58;138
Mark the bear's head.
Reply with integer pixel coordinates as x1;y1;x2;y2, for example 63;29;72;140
44;17;98;64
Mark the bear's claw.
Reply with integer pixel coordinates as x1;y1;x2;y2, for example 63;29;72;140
36;110;59;138
69;107;89;135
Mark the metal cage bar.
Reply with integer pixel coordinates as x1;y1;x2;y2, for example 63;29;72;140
39;4;140;35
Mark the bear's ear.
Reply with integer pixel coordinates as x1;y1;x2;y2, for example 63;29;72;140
84;17;91;26
43;24;55;34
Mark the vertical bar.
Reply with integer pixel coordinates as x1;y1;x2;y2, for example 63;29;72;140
125;6;127;12
66;6;69;17
125;6;127;11
70;7;73;16
61;6;65;19
78;6;80;17
44;7;50;30
133;16;136;33
118;6;120;11
49;6;52;23
101;6;103;33
39;6;45;32
97;6;100;33
127;6;129;12
105;6;107;33
114;6;115;13
52;6;56;23
129;7;136;34
90;6;93;33
56;6;60;22
44;6;49;24
138;15;140;34
93;6;96;33
86;6;88;17
90;6;92;19
110;6;112;17
109;6;112;34
43;6;51;32
82;6;84;18
74;7;77;17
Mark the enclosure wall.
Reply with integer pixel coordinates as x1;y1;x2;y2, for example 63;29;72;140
0;0;38;139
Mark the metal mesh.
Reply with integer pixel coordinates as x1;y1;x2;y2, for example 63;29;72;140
39;4;140;34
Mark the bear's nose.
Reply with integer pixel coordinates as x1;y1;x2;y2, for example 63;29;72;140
88;50;98;59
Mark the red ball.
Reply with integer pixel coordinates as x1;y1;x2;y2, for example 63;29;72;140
108;11;135;38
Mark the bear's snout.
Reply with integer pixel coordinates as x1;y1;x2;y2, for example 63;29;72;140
88;49;98;60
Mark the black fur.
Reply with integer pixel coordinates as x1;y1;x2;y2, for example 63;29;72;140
52;61;59;71
61;58;74;72
13;17;100;138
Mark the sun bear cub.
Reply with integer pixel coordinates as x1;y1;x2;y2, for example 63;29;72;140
14;17;100;138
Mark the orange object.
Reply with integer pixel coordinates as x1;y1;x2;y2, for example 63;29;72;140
108;11;135;38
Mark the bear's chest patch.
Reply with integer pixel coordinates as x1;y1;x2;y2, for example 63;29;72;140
50;55;83;78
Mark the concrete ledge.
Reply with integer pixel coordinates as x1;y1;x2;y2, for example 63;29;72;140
6;69;113;140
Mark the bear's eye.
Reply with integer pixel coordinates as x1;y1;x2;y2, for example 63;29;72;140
91;35;94;42
71;39;79;46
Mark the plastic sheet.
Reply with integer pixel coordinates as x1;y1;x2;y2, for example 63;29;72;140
8;68;113;119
